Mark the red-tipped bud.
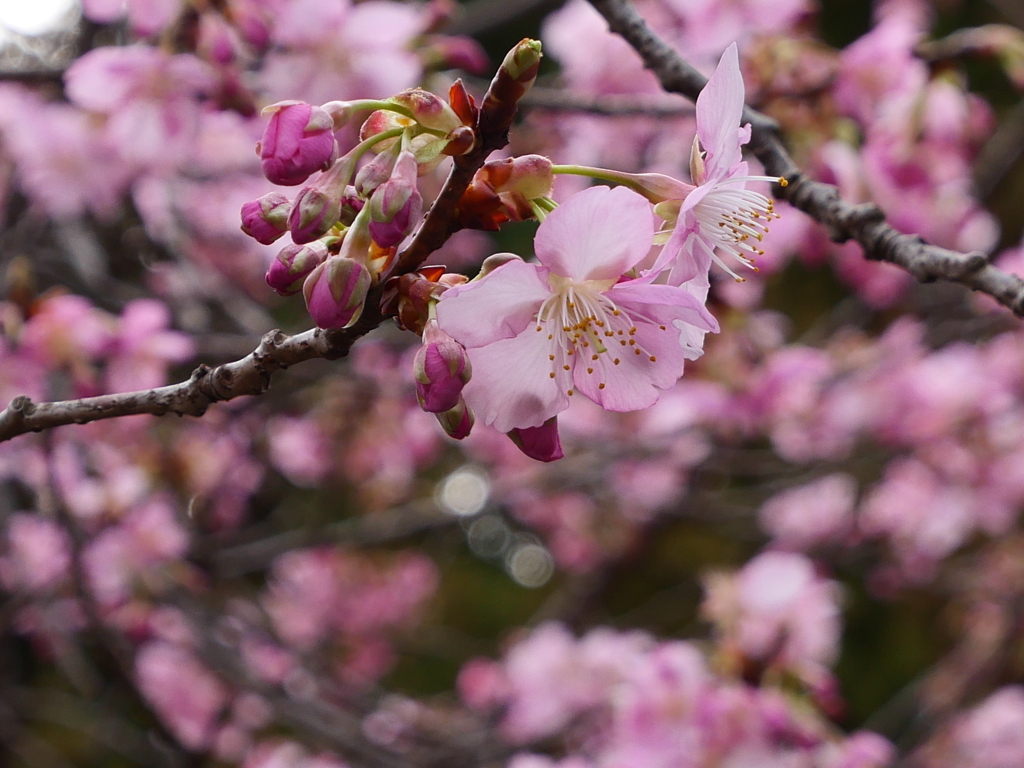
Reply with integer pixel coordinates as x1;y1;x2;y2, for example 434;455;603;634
302;256;371;329
496;155;553;199
388;88;463;133
359;109;412;149
448;79;478;127
414;319;472;413
500;39;542;88
258;101;337;186
266;240;329;296
508;417;563;462
289;186;342;244
383;267;450;334
436;397;474;439
368;151;422;248
241;192;291;245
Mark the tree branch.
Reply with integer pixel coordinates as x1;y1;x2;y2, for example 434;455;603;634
587;0;1024;317
0;41;537;445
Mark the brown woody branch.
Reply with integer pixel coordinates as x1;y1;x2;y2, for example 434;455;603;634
0;41;535;445
587;0;1024;317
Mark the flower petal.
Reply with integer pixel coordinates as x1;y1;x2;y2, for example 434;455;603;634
571;316;681;411
605;281;719;335
534;185;654;281
462;326;571;433
666;233;714;290
572;282;719;410
436;259;551;349
645;183;715;282
696;42;746;180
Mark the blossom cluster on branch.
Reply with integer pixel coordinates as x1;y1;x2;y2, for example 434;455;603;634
2;0;1024;767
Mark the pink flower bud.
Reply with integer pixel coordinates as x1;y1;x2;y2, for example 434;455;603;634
302;256;371;329
359;109;410;148
508;417;563;462
435;397;474;439
259;101;337;186
500;38;543;86
288;185;342;244
354;146;399;198
241;192;291;245
414;319;472;413
368;151;423;248
266;240;329;296
388;88;462;133
492;155;554;200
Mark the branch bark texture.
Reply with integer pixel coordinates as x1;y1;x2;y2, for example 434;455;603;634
0;50;531;444
587;0;1024;316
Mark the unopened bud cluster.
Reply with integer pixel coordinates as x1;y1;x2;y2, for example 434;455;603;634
239;39;779;464
242;85;480;330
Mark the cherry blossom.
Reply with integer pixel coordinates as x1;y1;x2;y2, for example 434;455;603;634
436;185;718;435
654;43;784;285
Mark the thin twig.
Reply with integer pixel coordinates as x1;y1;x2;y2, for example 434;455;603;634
587;0;1024;316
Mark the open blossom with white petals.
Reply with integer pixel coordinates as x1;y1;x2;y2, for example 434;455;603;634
435;186;719;435
653;43;784;286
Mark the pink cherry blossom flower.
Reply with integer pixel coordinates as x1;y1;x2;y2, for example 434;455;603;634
702;551;842;675
436;185;718;434
654;43;782;285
